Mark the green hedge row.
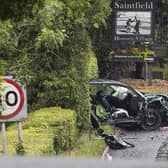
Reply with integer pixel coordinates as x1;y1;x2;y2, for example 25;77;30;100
2;107;78;155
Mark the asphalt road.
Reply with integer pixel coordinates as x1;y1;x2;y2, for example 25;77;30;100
108;127;168;161
0;129;168;167
0;156;168;168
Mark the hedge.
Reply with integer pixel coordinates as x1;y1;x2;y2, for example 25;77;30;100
0;107;78;155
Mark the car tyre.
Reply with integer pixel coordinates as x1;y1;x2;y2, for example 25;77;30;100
141;108;161;131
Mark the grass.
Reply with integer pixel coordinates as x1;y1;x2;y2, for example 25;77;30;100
59;133;106;158
0;106;116;158
0;107;77;156
59;125;117;158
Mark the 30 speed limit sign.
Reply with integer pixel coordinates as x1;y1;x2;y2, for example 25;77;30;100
0;77;27;122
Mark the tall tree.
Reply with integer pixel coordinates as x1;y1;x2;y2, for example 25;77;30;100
0;0;111;130
0;0;43;20
157;0;168;44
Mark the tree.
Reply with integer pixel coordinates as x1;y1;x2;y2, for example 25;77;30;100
157;0;168;44
0;0;43;20
28;0;111;130
0;0;111;131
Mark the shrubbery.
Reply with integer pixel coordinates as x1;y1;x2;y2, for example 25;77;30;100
2;107;78;155
27;30;98;131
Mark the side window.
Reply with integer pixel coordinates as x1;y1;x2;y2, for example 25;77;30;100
111;86;129;100
105;86;115;96
90;85;114;96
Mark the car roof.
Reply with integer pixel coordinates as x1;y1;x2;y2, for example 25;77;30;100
90;79;145;101
90;79;129;87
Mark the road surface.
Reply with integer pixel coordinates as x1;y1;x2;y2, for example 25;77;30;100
108;127;168;161
0;129;168;167
0;156;167;168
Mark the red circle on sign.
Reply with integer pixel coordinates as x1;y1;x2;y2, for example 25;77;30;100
0;79;24;120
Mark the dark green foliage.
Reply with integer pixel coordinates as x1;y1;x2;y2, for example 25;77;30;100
0;60;8;75
52;123;74;154
96;46;114;79
0;0;111;132
0;0;43;20
15;143;25;155
156;0;168;44
28;29;97;130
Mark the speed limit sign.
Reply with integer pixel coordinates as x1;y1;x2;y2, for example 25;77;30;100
0;77;27;122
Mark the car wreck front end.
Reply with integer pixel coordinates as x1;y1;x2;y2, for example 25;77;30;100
144;93;168;126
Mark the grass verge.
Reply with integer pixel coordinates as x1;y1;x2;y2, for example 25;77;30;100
59;125;117;158
0;107;77;156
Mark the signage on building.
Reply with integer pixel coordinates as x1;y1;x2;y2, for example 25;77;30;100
112;0;156;41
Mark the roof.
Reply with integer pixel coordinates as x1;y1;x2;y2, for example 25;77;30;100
89;79;129;87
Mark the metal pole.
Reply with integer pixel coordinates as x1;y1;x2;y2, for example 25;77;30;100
145;61;148;81
1;122;6;154
18;121;22;144
148;62;152;86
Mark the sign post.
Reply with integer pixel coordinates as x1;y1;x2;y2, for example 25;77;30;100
18;121;22;144
1;122;6;154
0;77;27;154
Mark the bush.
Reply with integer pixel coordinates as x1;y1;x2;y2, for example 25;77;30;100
1;107;78;155
15;143;25;155
27;31;99;132
71;33;98;131
86;45;98;80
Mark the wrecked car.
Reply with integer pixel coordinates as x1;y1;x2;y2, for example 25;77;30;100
90;79;168;131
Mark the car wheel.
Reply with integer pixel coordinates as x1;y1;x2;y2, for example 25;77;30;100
141;108;161;131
